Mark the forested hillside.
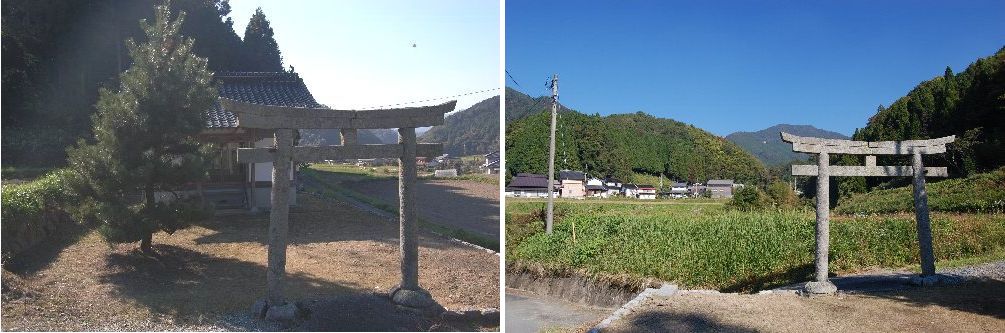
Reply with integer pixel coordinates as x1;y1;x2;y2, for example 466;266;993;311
727;124;849;166
419;96;500;156
2;0;285;167
505;87;574;123
506;89;768;185
853;46;1005;176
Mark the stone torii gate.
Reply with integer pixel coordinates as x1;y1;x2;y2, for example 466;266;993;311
220;98;456;319
781;132;955;294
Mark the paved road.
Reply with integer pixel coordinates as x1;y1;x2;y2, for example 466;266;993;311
345;179;500;239
505;288;611;333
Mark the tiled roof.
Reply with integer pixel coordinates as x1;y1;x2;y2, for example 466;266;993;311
559;170;585;181
507;174;556;189
707;179;734;186
483;151;500;168
206;72;321;128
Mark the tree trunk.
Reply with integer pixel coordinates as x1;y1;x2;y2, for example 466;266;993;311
140;233;153;253
141;186;155;254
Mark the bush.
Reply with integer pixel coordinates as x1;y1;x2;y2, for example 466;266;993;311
765;180;799;209
1;169;88;259
728;186;770;211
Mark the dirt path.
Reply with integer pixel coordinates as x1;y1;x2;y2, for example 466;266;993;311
345;179;500;239
604;277;1005;332
2;195;499;331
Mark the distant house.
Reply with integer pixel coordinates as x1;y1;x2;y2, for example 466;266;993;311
689;184;707;198
603;177;622;197
585;177;608;198
622;183;639;197
707;179;735;198
559;170;587;199
637;184;657;200
505;173;558;198
482;151;500;174
670;182;689;198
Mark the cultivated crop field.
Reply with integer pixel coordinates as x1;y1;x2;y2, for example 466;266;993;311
506;200;1005;292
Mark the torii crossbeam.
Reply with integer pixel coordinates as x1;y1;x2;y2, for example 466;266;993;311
221;98;456;318
782;132;955;294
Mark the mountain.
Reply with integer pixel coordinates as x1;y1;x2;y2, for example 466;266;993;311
506;89;768;185
367;129;400;144
505;87;574;123
419;95;500;156
726;124;849;166
854;46;1005;177
299;128;384;146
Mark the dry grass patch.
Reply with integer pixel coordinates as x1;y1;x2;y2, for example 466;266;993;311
2;195;499;331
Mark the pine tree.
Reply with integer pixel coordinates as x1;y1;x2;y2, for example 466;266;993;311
67;4;216;253
243;7;283;71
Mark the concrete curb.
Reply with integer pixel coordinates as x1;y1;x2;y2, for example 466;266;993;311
587;284;678;333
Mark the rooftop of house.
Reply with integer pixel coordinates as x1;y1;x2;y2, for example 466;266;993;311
483;151;500;168
638;184;656;189
707;179;735;186
585;184;607;191
507;174;557;189
207;72;321;128
623;184;639;189
559;170;586;181
672;182;688;187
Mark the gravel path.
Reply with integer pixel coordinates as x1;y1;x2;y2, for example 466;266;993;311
768;260;1005;294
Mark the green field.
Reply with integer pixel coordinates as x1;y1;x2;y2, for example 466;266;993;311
506;199;1005;292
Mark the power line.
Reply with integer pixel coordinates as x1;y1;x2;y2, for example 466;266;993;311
356;87;499;110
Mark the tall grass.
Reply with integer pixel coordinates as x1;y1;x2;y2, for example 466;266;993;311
506;201;1005;292
835;167;1005;215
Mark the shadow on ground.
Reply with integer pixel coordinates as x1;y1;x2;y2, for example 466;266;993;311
606;312;758;333
3;222;92;276
722;263;816;293
296;293;485;332
856;279;1005;319
100;244;359;323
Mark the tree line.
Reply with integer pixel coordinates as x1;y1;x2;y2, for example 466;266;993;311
2;0;285;167
505;89;769;186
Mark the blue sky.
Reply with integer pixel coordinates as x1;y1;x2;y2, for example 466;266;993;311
506;0;1005;136
228;0;500;111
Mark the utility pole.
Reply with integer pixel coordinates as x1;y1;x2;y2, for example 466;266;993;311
546;74;558;234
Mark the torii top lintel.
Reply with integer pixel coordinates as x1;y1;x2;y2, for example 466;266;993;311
219;98;456;129
780;132;955;155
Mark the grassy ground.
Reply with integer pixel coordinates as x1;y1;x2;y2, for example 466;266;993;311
2;195;499;331
302;163;500;251
506;200;1005;292
835;167;1005;215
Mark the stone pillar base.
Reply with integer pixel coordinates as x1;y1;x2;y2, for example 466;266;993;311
803;281;838;295
252;298;306;323
910;274;954;286
389;286;445;317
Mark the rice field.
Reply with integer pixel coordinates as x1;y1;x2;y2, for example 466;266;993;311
506;200;1005;292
